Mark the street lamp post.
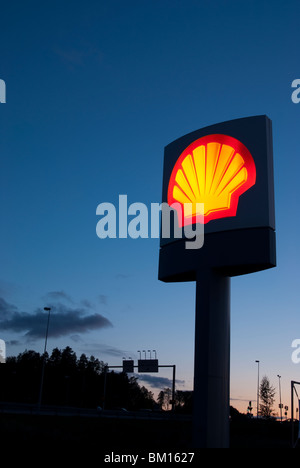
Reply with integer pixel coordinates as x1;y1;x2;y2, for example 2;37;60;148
38;307;51;409
277;375;282;422
255;361;260;419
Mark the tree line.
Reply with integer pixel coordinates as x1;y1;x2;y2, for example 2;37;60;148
0;346;278;417
0;347;154;410
0;346;192;412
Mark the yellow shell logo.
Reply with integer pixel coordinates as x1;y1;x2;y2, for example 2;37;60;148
168;134;256;226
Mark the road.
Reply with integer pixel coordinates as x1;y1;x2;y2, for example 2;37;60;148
0;402;192;421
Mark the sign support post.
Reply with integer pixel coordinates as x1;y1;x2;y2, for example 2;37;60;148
193;269;230;448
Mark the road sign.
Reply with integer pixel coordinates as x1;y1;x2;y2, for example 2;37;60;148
138;360;159;373
122;360;134;373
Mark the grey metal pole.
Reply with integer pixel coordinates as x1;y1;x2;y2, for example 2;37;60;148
38;307;51;409
292;381;294;448
103;366;108;410
277;375;282;422
193;269;231;448
172;365;176;413
256;361;260;419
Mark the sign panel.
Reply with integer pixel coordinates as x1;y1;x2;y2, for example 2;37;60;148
159;116;276;281
138;360;159;373
161;115;275;243
123;360;134;373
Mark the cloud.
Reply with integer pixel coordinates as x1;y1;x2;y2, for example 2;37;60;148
45;293;97;310
70;334;82;343
0;297;112;341
115;273;131;280
0;297;18;319
54;44;103;68
102;346;129;358
0;279;19;297
80;342;130;358
98;295;108;306
80;299;94;309
5;340;20;346
137;374;185;390
44;291;74;303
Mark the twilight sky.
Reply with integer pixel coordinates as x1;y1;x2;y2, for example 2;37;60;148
1;0;300;413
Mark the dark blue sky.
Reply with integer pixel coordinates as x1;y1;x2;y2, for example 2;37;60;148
1;0;300;410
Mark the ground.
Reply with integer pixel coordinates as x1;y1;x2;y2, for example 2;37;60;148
0;413;297;450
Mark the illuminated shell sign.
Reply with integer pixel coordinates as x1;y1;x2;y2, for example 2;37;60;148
168;134;256;227
159;116;276;281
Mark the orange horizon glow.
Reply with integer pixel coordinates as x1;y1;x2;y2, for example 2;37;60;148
168;134;257;226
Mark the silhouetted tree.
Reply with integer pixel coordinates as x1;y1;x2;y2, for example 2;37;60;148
260;376;276;419
157;388;172;411
175;391;193;413
157;391;165;410
103;373;155;410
